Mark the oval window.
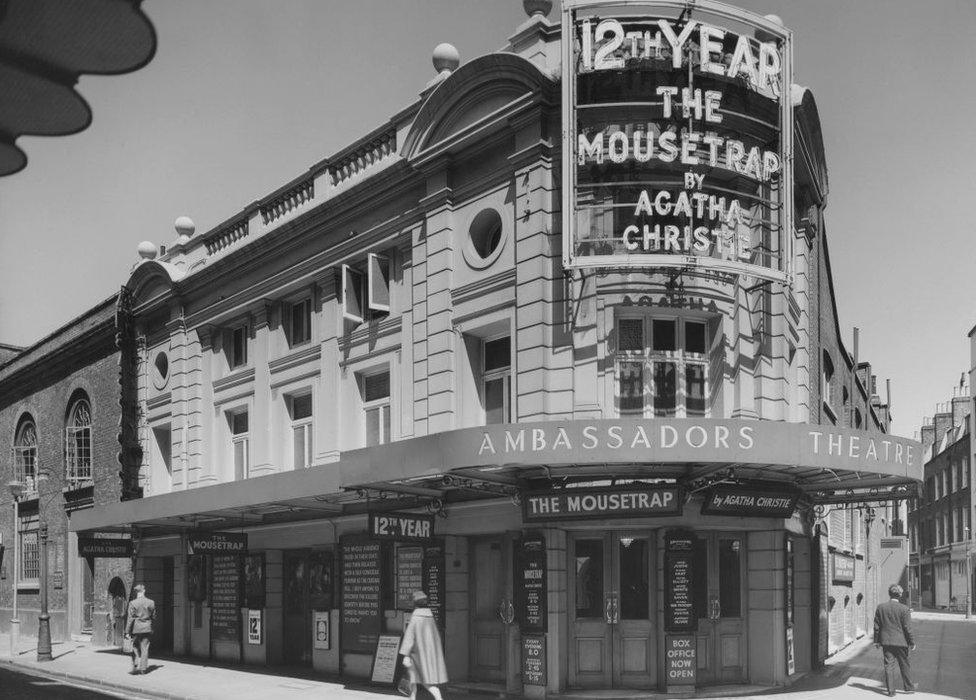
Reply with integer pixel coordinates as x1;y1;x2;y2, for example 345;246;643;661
469;208;503;259
153;351;169;389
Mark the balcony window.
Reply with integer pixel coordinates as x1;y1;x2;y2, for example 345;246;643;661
229;410;249;479
288;394;313;469
65;398;92;485
614;316;708;418
822;351;835;414
229;323;249;369
362;371;391;446
483;336;511;424
288;298;312;347
13;417;37;496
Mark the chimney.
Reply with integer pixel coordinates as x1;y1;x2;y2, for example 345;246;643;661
952;395;969;429
933;406;953;448
920;420;936;456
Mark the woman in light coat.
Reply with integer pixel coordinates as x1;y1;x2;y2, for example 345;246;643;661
400;591;448;700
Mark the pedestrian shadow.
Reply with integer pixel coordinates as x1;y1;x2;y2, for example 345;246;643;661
143;663;163;674
850;681;891;696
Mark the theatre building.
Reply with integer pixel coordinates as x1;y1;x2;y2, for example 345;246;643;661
72;1;920;695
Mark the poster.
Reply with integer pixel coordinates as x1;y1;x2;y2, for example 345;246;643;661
423;545;445;630
518;534;547;633
210;554;242;643
187;554;207;602
665;531;696;632
370;634;402;684
244;553;265;609
308;550;333;610
247;609;262;645
314;610;331;650
341;540;382;653
665;636;696;689
284;551;307;614
786;626;795;675
396;546;424;610
521;636;546;686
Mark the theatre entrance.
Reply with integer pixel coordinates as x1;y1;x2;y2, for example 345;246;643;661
469;535;516;685
693;532;747;684
569;531;656;689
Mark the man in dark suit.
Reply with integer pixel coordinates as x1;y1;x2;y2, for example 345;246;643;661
125;583;156;675
874;583;915;696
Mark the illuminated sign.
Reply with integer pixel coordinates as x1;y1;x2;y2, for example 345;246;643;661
561;0;793;281
522;485;682;521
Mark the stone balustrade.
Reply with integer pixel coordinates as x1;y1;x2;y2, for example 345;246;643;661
328;128;397;186
204;218;249;256
259;177;315;225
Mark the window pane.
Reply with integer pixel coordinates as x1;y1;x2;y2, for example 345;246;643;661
685;321;706;353
686;364;706;417
719;538;742;617
381;404;390;443
618;537;649;620
233;326;248;366
485;376;507;424
291;394;312;420
234;439;248;479
484;337;511;372
293;426;307;469
618;318;643;351
618;362;644;415
653;361;676;416
291;300;310;344
366;407;380;446
364;372;390;402
575;539;604;619
693;537;708;620
232;411;249;435
652;319;676;351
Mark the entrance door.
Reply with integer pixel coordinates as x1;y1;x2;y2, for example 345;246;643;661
570;532;655;688
156;557;175;653
81;556;94;635
693;533;747;684
469;536;513;683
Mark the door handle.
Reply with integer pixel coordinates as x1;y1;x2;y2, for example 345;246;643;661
612;594;620;625
498;598;515;625
605;596;614;625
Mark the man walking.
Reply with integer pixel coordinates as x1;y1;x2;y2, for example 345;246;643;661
874;583;915;696
124;584;156;675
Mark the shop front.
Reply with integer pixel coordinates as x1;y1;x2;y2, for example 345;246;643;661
71;417;918;695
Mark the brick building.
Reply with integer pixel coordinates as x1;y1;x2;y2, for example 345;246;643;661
70;1;920;694
0;296;133;647
908;379;975;612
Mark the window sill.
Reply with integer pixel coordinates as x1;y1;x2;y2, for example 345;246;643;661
16;582;39;592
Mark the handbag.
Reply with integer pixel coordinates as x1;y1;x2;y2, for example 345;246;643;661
122;636;134;654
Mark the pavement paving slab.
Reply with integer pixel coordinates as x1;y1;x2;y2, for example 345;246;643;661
0;613;973;700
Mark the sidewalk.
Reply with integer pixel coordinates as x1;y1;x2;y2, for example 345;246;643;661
2;614;974;700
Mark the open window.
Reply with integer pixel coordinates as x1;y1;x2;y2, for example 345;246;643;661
367;252;390;314
342;264;365;324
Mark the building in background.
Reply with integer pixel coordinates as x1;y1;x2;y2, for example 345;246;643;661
0;296;134;648
907;381;973;612
63;1;920;695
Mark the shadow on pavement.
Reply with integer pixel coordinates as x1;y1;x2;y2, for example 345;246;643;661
849;681;892;696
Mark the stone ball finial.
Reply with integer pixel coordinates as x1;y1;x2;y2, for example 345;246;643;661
175;215;195;239
764;14;785;26
137;241;158;260
432;43;460;75
523;0;553;17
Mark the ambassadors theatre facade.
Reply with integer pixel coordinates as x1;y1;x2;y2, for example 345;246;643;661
72;0;919;696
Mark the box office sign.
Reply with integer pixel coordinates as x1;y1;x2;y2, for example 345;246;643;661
78;537;133;558
560;0;794;282
187;532;247;555
832;552;856;584
522;486;681;522
665;636;697;689
368;512;434;542
700;486;799;518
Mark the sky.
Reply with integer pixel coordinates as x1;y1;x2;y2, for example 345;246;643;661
1;0;974;439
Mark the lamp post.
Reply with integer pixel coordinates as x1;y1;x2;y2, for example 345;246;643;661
35;468;51;662
966;527;973;620
7;479;25;657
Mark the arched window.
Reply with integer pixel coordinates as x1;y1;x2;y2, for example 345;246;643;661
13;415;38;494
66;396;92;484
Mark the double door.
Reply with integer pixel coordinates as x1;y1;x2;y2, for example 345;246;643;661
693;533;747;685
570;532;656;688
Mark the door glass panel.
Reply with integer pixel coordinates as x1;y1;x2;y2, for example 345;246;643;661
618;537;648;620
693;537;709;619
618;361;645;415
718;538;742;618
686;364;706;417
575;539;604;618
653;361;676;416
